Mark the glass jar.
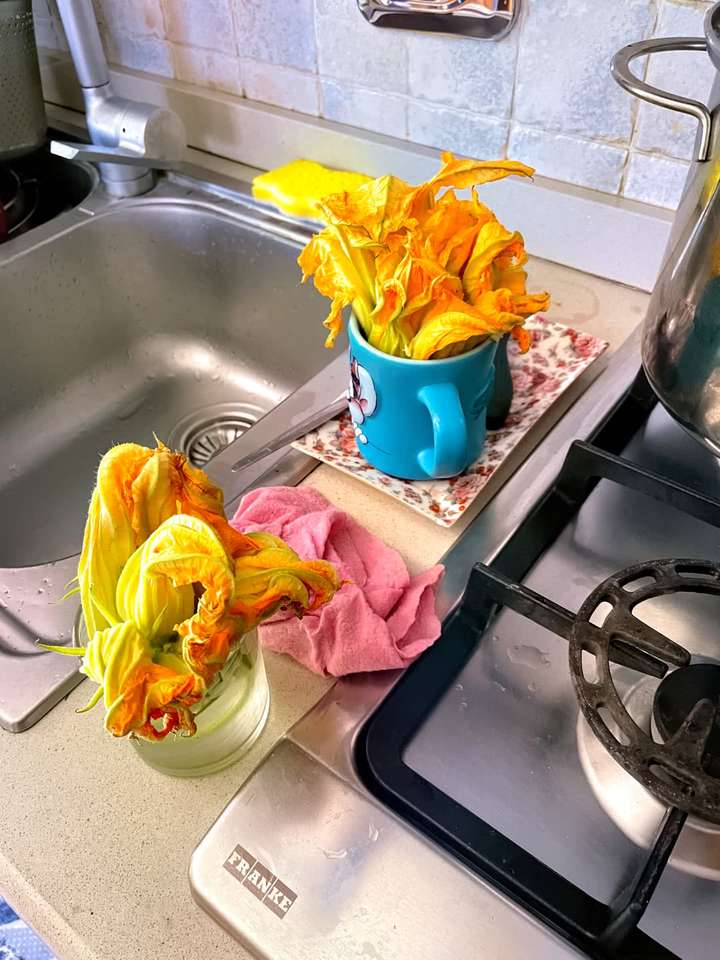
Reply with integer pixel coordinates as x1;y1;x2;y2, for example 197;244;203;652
131;628;270;777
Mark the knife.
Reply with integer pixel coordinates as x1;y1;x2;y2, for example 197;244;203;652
203;351;349;504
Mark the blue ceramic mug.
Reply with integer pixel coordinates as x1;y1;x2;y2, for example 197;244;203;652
346;316;497;480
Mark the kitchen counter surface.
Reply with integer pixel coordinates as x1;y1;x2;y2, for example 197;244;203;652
0;257;648;960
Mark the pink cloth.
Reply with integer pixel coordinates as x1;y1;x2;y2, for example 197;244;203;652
230;487;444;677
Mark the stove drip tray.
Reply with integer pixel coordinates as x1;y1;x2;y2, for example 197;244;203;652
578;675;720;881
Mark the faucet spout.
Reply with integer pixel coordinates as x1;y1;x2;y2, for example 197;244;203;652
53;0;186;197
54;0;109;90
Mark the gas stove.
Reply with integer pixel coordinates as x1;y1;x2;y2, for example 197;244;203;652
192;329;720;960
0;162;39;241
0;148;92;245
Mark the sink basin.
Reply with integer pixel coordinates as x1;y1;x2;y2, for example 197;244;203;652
0;171;336;730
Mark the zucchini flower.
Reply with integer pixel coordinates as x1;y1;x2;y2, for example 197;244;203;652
43;443;340;740
299;151;550;359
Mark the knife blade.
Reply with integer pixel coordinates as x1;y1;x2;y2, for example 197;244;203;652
203;350;349;504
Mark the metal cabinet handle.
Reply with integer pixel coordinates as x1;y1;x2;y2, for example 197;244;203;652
611;37;712;162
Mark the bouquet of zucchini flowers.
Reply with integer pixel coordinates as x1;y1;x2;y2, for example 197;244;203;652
42;441;340;740
299;152;550;359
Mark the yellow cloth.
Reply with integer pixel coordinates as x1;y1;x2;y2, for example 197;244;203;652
252;160;371;219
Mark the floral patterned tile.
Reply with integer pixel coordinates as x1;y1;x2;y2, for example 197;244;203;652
292;316;608;527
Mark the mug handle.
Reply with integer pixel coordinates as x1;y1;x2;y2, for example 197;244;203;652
417;383;468;477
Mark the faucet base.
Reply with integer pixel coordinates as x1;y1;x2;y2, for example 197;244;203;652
101;169;155;197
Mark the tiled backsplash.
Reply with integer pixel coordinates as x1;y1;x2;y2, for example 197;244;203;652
34;0;716;209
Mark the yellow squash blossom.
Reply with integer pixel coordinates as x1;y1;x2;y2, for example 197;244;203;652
43;443;340;740
299;151;550;359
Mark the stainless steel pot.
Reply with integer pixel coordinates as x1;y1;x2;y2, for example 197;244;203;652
613;1;720;457
0;0;47;160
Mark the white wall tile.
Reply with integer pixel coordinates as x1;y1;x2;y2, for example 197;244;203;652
243;60;319;116
50;8;67;49
33;16;61;49
514;0;655;141
408;100;508;157
316;7;407;94
509;125;628;193
623;151;691;208
173;46;242;95
233;0;316;71
634;1;716;161
321;81;407;137
314;0;344;15
165;0;235;55
407;31;517;119
93;0;164;38
103;33;174;77
48;0;714;209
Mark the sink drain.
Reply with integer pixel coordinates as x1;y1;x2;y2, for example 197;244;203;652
185;418;255;467
169;402;266;468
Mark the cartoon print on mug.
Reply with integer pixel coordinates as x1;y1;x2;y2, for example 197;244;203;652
347;356;377;445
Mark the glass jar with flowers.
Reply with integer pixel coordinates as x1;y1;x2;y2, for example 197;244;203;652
42;440;339;777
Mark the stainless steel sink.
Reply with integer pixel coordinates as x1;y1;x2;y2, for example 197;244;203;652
0;164;335;731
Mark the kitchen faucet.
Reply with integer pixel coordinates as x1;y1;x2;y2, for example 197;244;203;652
50;0;185;197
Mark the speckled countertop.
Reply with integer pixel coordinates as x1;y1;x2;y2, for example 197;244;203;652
0;258;649;960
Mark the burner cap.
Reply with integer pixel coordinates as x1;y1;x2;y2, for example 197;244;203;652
654;664;720;777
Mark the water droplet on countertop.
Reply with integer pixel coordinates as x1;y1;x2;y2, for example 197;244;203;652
459;700;468;710
493;680;507;694
367;823;379;842
528;681;537;694
507;644;551;670
455;683;464;692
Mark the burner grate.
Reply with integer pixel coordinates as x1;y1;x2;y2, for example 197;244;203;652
570;559;720;824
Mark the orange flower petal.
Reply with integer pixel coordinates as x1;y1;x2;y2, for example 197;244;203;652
107;660;203;739
512;326;533;353
229;534;341;634
462;220;524;306
408;290;520;360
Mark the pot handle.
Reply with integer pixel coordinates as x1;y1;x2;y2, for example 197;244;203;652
611;38;712;162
